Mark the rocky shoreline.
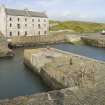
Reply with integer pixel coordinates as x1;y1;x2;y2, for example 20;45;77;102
0;35;14;58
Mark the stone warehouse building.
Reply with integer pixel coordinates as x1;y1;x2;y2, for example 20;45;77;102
0;5;49;37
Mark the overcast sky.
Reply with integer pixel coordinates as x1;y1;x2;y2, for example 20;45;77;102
0;0;105;23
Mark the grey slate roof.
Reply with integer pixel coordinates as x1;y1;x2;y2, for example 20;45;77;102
6;8;48;18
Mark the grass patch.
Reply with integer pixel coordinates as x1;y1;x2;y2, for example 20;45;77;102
50;20;105;33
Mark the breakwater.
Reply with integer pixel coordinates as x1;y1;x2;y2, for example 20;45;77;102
81;35;105;48
24;48;105;90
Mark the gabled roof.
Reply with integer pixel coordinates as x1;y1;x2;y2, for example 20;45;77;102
6;8;48;18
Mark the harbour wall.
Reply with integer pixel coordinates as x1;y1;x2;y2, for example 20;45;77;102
10;34;65;46
10;34;82;47
81;35;105;48
24;48;105;90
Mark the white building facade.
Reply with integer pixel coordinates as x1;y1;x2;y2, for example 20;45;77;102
0;5;49;37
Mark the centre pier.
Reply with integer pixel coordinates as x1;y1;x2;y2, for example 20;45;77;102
24;47;105;90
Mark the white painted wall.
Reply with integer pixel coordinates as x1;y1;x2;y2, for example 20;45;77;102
6;15;49;37
0;5;49;37
0;5;6;37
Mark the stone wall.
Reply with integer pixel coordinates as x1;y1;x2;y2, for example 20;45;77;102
41;49;105;89
0;34;13;58
65;34;81;43
24;48;105;90
11;34;65;46
81;35;105;47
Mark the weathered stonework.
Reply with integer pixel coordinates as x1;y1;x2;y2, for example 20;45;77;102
81;35;105;47
24;48;105;90
10;34;65;46
0;33;13;58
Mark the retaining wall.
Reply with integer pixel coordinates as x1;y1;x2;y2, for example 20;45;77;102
24;48;105;90
11;34;65;46
81;35;105;47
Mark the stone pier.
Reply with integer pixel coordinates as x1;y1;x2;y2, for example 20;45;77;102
24;48;105;90
81;34;105;47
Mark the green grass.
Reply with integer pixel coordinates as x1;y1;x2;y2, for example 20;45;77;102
50;20;105;33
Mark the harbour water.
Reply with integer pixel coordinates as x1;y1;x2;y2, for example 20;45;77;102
0;43;105;99
0;48;49;99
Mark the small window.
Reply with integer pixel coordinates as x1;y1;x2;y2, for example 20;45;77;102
44;31;47;35
10;32;12;36
10;17;12;21
38;19;40;22
44;24;46;27
18;18;20;22
25;18;27;22
32;19;34;22
25;31;27;36
38;31;40;35
38;24;41;29
17;24;20;29
44;19;46;22
10;23;12;27
32;24;34;27
18;31;20;36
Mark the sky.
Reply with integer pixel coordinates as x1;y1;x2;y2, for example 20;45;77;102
0;0;105;23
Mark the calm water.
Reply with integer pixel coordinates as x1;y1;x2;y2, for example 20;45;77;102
0;48;49;99
51;43;105;61
0;43;105;99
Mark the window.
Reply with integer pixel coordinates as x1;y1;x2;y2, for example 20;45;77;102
25;18;27;22
44;24;46;27
44;31;47;35
10;17;12;21
38;19;40;22
25;31;27;36
17;24;20;29
38;24;41;29
18;31;20;36
10;32;12;36
38;31;40;35
10;23;12;27
44;19;46;22
18;18;20;22
32;19;34;22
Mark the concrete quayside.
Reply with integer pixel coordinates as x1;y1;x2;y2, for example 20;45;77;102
24;47;105;89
